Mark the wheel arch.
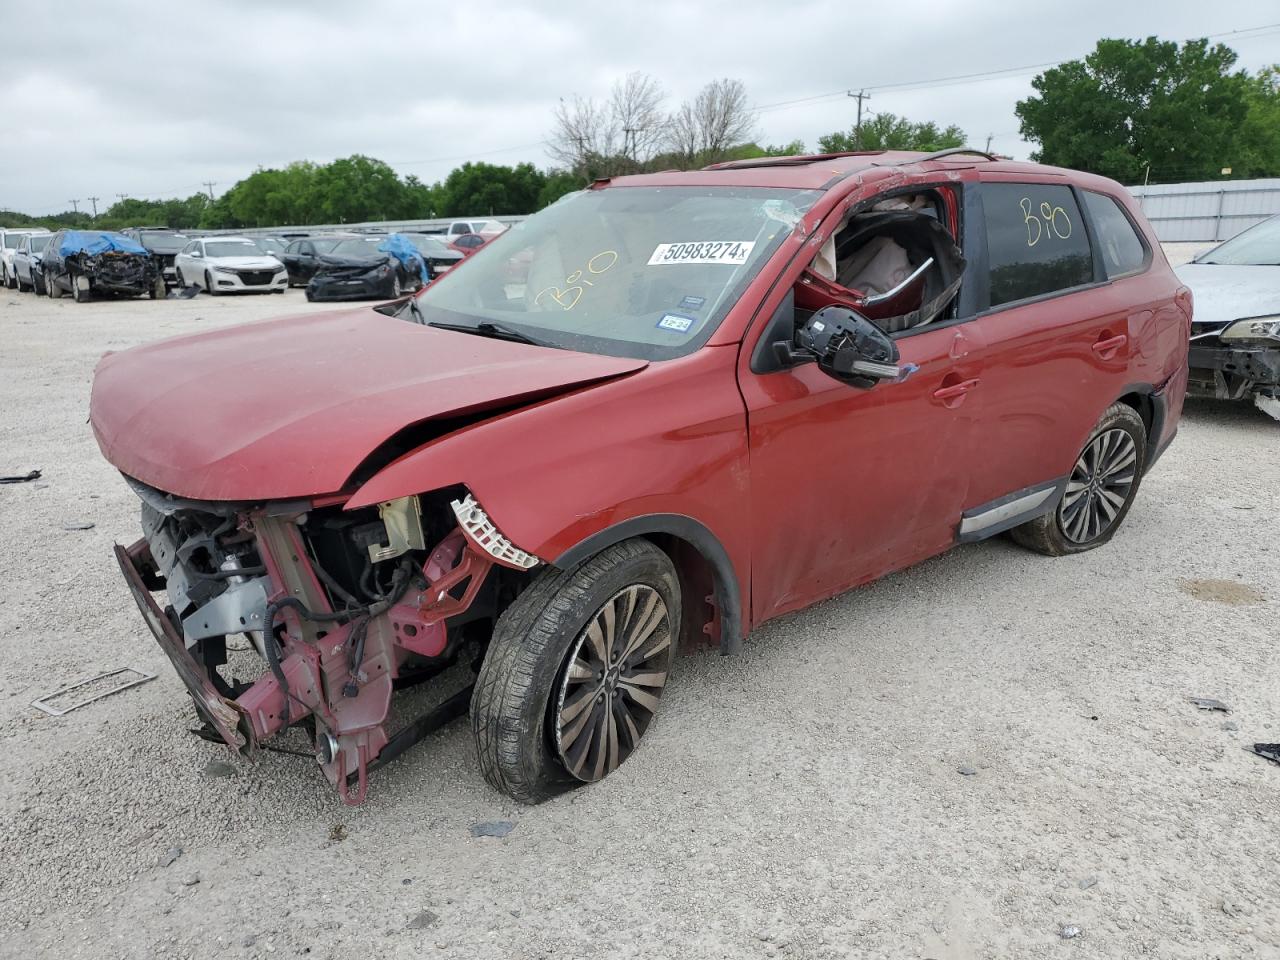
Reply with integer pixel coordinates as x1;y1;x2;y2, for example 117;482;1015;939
1112;381;1167;472
552;514;743;656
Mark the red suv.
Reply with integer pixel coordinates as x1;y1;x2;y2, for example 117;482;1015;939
91;149;1190;805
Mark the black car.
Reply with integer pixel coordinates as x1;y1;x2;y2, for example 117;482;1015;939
305;235;426;302
279;235;354;286
404;233;465;279
121;227;195;287
42;230;164;302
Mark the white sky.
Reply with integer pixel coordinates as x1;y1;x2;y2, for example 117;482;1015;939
3;0;1278;215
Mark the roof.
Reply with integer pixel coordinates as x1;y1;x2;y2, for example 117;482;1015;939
605;149;1085;191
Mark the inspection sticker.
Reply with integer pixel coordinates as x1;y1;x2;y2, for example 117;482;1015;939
648;241;754;266
677;295;706;310
656;313;694;332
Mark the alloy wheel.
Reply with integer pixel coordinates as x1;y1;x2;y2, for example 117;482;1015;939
1059;427;1138;544
554;584;672;782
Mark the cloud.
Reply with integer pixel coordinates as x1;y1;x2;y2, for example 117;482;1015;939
2;0;1275;215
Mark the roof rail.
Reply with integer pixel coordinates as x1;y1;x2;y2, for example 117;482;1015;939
877;147;1000;166
703;151;886;171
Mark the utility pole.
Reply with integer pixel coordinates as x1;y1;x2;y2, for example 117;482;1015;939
847;90;871;148
68;199;80;214
984;133;993;153
116;193;129;204
87;196;100;218
202;181;216;201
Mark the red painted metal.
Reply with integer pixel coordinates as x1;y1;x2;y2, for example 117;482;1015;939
89;307;646;501
92;153;1189;802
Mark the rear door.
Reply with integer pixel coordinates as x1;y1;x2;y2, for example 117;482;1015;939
961;176;1130;516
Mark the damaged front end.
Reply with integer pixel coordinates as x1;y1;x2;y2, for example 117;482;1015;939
306;257;406;302
70;250;158;296
1188;315;1280;421
117;478;532;804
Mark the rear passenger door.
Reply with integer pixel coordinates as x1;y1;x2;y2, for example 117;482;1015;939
961;178;1130;523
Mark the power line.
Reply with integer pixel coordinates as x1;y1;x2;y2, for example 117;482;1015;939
752;20;1280;115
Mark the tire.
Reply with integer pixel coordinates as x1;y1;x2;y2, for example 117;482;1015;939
204;270;217;295
1011;402;1147;556
471;538;681;804
72;274;90;303
16;272;27;293
149;276;165;300
391;274;403;298
4;266;14;290
34;272;45;296
47;271;62;298
175;268;186;287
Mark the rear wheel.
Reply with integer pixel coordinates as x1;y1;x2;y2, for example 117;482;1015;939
1011;403;1146;556
471;539;680;804
34;271;45;296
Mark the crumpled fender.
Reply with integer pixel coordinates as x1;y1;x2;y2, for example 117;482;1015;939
347;345;752;642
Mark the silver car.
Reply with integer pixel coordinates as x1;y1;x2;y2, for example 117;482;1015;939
1177;215;1280;421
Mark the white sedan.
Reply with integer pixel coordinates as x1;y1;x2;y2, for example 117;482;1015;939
174;237;287;295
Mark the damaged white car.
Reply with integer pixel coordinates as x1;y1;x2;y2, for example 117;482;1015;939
1177;214;1280;421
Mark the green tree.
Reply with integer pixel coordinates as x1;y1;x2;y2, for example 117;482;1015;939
435;162;547;217
818;114;965;153
1238;65;1280;178
1016;37;1251;183
536;170;586;209
719;140;808;161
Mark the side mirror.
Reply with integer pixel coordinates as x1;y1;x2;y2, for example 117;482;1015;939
795;305;900;388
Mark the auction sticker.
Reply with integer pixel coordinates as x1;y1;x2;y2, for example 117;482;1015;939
648;241;754;266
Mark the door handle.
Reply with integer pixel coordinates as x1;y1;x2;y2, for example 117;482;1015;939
932;378;980;402
1092;334;1127;358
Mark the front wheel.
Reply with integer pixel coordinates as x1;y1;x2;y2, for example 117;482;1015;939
149;276;165;300
72;274;91;302
1011;402;1147;556
471;539;680;804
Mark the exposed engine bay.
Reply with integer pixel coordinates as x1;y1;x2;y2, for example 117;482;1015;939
118;477;531;804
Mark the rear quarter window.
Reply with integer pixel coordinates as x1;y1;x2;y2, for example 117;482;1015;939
982;182;1094;308
1083;191;1147;277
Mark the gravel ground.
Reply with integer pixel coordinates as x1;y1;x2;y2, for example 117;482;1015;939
1;281;1277;960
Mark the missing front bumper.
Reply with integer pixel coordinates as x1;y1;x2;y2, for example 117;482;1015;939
115;540;249;754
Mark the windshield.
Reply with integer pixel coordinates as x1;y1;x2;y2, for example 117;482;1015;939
29;235;51;253
140;232;188;253
2;235;24;249
409;234;452;255
1197;216;1280;266
204;240;262;258
416;185;822;360
330;237;389;257
256;237;284;254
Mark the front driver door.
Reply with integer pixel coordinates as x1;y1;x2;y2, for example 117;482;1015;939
738;190;985;624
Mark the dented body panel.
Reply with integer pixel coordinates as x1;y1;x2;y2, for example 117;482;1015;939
89;151;1190;802
90;308;647;501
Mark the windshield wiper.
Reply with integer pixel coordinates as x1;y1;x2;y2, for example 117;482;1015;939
428;319;553;347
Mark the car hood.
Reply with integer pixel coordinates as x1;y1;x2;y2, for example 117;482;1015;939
90;308;647;501
317;254;387;270
1175;262;1280;327
209;256;283;270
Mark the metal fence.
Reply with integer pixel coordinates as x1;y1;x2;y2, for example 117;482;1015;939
202;215;528;239
1127;179;1280;243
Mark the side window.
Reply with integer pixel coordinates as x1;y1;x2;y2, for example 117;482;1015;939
1083;191;1147;278
982;182;1093;308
